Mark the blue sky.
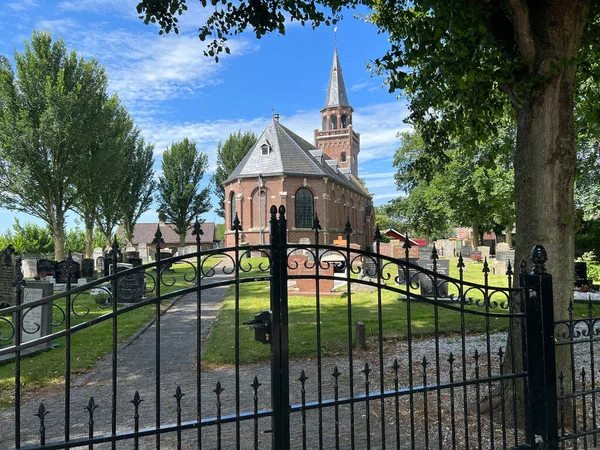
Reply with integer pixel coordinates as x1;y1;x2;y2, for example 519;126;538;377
0;0;410;232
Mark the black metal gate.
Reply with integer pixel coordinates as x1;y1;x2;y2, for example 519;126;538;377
0;204;583;449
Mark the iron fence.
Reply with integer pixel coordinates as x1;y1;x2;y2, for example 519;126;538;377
0;205;594;449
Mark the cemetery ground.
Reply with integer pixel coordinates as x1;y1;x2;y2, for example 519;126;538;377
0;257;220;406
202;256;600;367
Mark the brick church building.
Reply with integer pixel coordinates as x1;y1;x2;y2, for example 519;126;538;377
223;46;375;248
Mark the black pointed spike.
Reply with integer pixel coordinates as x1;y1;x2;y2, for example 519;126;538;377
332;366;340;379
498;347;504;360
85;397;98;413
474;349;480;361
112;234;120;252
192;218;203;238
402;232;411;249
392;358;399;371
233;212;242;231
131;391;143;407
448;353;455;365
66;251;73;263
174;385;184;401
214;381;224;396
35;401;48;419
312;214;322;231
559;371;564;383
457;253;465;269
506;260;513;276
374;224;381;242
251;376;261;390
270;205;278;219
278;205;286;218
482;257;490;274
421;355;428;368
362;362;370;376
567;300;574;319
519;260;528;274
344;217;352;236
299;370;308;384
431;244;438;261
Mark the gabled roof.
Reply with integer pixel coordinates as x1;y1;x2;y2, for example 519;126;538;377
118;222;216;246
324;47;350;109
224;119;370;197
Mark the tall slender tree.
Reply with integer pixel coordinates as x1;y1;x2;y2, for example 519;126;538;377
211;130;257;218
0;31;108;261
157;138;212;245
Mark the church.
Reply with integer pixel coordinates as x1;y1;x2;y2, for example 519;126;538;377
223;46;375;249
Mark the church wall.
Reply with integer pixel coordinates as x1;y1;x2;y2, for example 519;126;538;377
223;175;373;249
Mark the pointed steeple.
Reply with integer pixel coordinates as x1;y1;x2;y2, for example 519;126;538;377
324;47;350;109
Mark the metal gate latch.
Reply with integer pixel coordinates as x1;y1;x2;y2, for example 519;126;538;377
243;310;272;344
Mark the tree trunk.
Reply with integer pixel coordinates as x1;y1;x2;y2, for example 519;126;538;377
52;214;66;261
505;224;513;248
472;221;480;248
105;234;112;250
509;0;590;423
84;216;94;258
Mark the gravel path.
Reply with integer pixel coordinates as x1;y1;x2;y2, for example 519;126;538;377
2;274;599;449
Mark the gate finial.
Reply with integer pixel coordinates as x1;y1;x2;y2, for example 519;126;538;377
233;213;242;231
344;217;352;238
374;224;381;242
278;205;286;218
270;205;277;220
192;217;203;243
312;214;322;231
402;233;411;249
531;245;547;274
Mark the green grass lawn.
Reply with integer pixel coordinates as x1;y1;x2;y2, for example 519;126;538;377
0;258;219;405
202;257;600;367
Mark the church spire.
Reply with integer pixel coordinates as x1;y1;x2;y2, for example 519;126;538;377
324;46;350;109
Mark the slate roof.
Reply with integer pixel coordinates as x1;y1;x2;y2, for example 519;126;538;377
324;47;350;109
117;222;216;246
224;119;371;197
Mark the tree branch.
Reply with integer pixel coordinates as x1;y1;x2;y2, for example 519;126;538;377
504;0;536;68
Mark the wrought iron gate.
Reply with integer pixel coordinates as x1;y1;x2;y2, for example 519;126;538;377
0;204;581;449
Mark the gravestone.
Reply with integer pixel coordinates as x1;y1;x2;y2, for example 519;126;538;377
477;246;491;259
460;246;473;258
496;242;510;252
55;260;81;284
96;256;105;275
496;250;515;266
81;259;95;279
36;259;56;278
574;262;588;287
20;282;53;351
128;257;142;267
362;257;377;278
138;243;149;264
103;250;123;276
124;251;140;262
0;246;16;307
116;264;145;303
398;258;419;285
22;259;37;278
418;246;434;260
471;250;483;261
418;259;450;297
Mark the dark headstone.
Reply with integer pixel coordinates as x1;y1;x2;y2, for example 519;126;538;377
128;257;143;267
20;282;53;350
574;262;587;281
159;251;172;260
81;259;95;278
124;251;140;261
398;258;419;285
0;246;16;307
418;259;450;297
55;260;80;284
418;246;434;260
36;259;56;278
362;257;377;277
495;250;515;265
461;246;472;258
117;266;145;303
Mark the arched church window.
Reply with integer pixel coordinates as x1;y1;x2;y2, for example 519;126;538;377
341;115;347;128
230;191;237;230
322;116;327;130
341;151;347;162
330;115;337;130
295;188;314;229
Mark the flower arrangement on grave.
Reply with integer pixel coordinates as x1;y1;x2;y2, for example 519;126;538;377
90;288;111;307
471;253;482;263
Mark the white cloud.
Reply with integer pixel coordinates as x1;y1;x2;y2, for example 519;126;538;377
7;0;37;11
36;18;79;34
350;81;369;92
373;192;399;202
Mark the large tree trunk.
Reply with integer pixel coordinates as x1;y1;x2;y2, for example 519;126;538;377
505;224;513;248
508;0;590;424
472;221;480;248
52;213;66;261
84;215;94;258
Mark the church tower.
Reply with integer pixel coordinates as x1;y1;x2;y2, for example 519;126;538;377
314;45;360;177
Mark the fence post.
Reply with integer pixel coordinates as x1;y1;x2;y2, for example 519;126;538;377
523;245;558;449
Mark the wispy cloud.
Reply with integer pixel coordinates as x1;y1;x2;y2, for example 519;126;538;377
36;18;79;34
8;0;37;12
350;81;369;92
